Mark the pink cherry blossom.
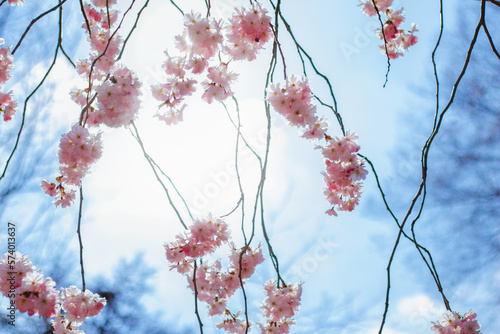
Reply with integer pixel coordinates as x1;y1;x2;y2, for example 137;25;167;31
201;63;238;104
258;280;302;333
61;285;106;322
87;65;142;127
267;76;321;131
320;131;367;215
360;1;418;59
224;3;272;61
181;11;224;59
431;310;482;334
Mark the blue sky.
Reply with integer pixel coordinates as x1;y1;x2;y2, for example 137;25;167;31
0;0;497;333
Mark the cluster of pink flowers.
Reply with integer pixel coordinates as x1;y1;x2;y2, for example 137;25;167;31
71;1;141;127
321;132;367;216
44;1;142;208
359;0;418;58
165;216;231;271
258;280;302;333
0;38;17;122
152;4;272;125
431;310;482;334
41;124;103;207
165;217;271;333
201;63;238;104
0;252;58;318
87;65;142;127
224;3;272;61
267;76;367;215
79;0;120;77
267;75;328;140
0;252;106;333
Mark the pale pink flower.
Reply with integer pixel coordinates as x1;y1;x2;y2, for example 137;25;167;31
8;0;25;6
320;132;367;215
224;3;272;61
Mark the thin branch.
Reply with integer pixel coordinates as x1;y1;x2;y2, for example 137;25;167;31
149;158;194;221
204;0;211;17
106;0;111;30
1;7;64;182
130;122;189;230
12;0;68;55
79;0;92;39
482;20;500;59
77;186;86;291
269;2;344;134
87;0;137;92
271;0;287;80
169;0;184;16
370;0;391;87
430;0;444;132
192;261;204;334
117;0;151;61
59;44;76;68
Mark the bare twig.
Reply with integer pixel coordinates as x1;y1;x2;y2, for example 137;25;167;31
370;0;391;87
79;0;92;39
117;0;151;61
170;0;184;16
130;122;189;230
12;0;68;55
77;186;86;291
192;261;204;334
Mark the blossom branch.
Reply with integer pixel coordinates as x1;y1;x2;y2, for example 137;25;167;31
87;0;137;93
271;0;287;80
270;2;344;135
79;0;92;39
370;0;391;87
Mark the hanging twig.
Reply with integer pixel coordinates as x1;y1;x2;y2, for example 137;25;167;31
77;186;86;291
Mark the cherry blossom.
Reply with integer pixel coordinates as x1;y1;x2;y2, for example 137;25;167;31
431;310;482;334
61;285;106;322
258;280;302;333
321;131;367;216
359;0;418;58
267;75;326;139
0;252;106;332
0;39;17;122
165;217;269;332
182;11;224;59
87;65;142;127
224;3;272;61
201;63;238;104
42;125;102;207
